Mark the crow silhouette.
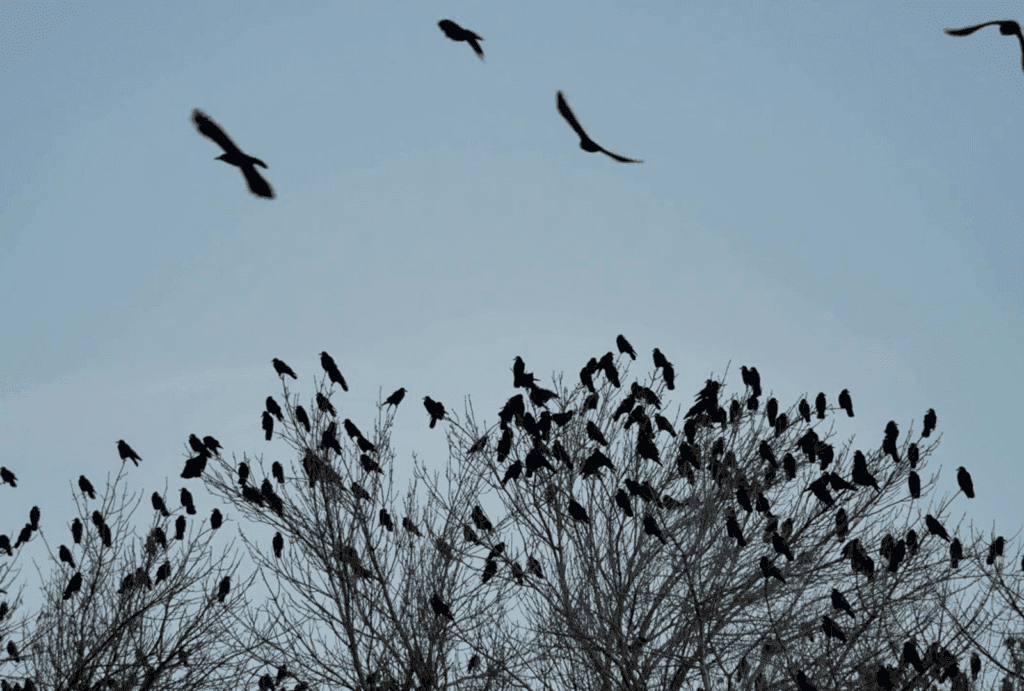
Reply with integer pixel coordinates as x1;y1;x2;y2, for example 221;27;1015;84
883;421;901;463
272;358;297;379
181;454;207;479
726;513;746;547
740;366;762;398
78;475;96;500
615;489;634;517
423;397;446;428
822;615;847;643
945;20;1024;72
557;91;642;163
831;588;855;619
262;411;274;441
217;576;230;603
0;467;16;487
922;408;937;438
838;389;854;417
386;387;407;408
265;396;284;422
815;393;827;420
211;508;223;530
926;514;951;542
191;109;274;199
117;440;142;466
295;406;311;433
471;505;493;532
644;514;667;544
957;466;974;499
203;435;222;456
272;461;285;484
909;471;921;499
617;334;637;360
71;518;83;544
568;498;589;524
852;451;880;493
438;19;484;60
319;352;348;391
798;398;811;424
379;508;394;532
766;398;778;428
59;545;75;569
316;392;336;417
273;532;283;558
759;556;785;583
152;492;170;517
63;571;82;600
431;593;455;620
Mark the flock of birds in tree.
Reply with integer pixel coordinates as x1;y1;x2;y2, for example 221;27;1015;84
187;17;1024;200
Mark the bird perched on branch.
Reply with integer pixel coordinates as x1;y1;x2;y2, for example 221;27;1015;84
386;388;407;408
272;358;297;380
557;91;643;163
838;389;854;417
922;408;937;438
423;397;446;429
957;466;975;499
78;475;96;500
438;19;484;60
191;109;274;199
117;440;142;466
319;352;348;391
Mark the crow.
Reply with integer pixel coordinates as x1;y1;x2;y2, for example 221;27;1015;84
423;397;446;428
14;525;31;549
798;398;811;424
191;108;275;199
217;576;231;603
557;91;642;163
360;453;383;474
758;441;777;468
653;414;677;438
272;461;285;484
759;556;785;583
815;393;826;419
180;488;197;515
586;421;609;446
909;471;921;499
951;538;963;569
945;20;1024;73
527;555;544;579
59;545;75;569
774;412;789;437
883;421;900;463
631;382;662;409
431;593;454;621
828;472;856;493
568;498;590;524
686;379;721;420
551;410;575;428
175;515;186;540
957;466;975;499
598;352;622;387
0;467;16;488
319;352;348;391
117;440;142;466
926;514;951;542
272;358;297;380
0;536;10;556
613;395;637;421
71;518;83;544
238;462;250;486
63;572;82;600
463;524;478;544
403;517;423;537
188;434;209;457
152;492;170;517
807;477;835;507
971;651;981;680
831;588;855;619
583;392;599;411
316;392;337;417
262;411;274;441
838;389;854;417
889;539;906;572
783;453;796;481
211;508;223;530
530;386;559;408
922;408;937;438
273;532;283;558
386;387;407;408
379;508;394;532
740;366;762;398
321;427;342;456
78;475;96;500
343;418;363;440
471;505;493;532
617;335;637;360
907;442;919;469
580;358;599;394
852;451;880;493
822;615;847;643
510;561;526;586
512;356;538;390
438;19;484;60
726;513;746;547
500;460;523;488
242;485;264;506
766;398;778;428
876;667;893;691
643;514;667;544
482;559;497;584
266;396;284;423
295;406;311;433
181;454;207;479
772;532;793;561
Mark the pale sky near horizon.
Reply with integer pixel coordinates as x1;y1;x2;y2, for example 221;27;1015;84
2;0;1024;684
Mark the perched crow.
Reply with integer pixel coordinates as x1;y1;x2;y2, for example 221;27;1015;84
759;556;785;583
831;588;855;619
613;395;637;421
423;397;446;428
586;421;609;446
903;640;925;674
316;392;336;417
527;555;544;579
814;393;827;419
740;366;762;398
482;558;497;584
888;539;906;572
510;561;526;586
726;514;746;547
238;462;250;486
71;518;83;544
617;335;637;360
359;453;383;474
772;532;793;561
273;532;283;558
686;379;721;420
463;524;479;544
319;352;349;391
152;492;170;517
615;489;635;517
852;451;880;493
906;442;920;469
180;488;197;515
386;388;407;408
63;572;82;600
262;411;274;441
653;414;677;438
971;652;981;680
189;434;209;457
631;382;662;409
501;461;523;488
906;529;919;557
351;482;371;501
568;498;590;524
217;576;231;603
766;398;778;428
926;514;951;542
431;593;454;621
828;471;855;493
643;514;667;544
838;389;854;417
272;358;297;380
59;545;75;569
266;396;284;423
175;515;186;540
774;413;788;437
922;408;937;438
379;508;394;532
471;505;493;532
321;426;342;456
467;435;488;456
0;467;16;487
403;517;423;537
117;440;142;466
945;20;1024;73
551;410;575;428
807;477;835;507
0;535;10;556
951;538;963;569
798;398;811;424
211;508;223;530
883;421;901;464
271;461;285;484
343;418;363;440
783;453;796;481
77;475;96;500
909;471;921;499
295;406;311;433
203;435;222;457
191;109;275;198
438;19;484;60
557;91;642;163
512;356;537;390
598;352;622;387
580;358;598;394
957;466;975;499
758;441;777;468
822;615;847;643
181;454;207;479
14;525;31;548
835;508;849;542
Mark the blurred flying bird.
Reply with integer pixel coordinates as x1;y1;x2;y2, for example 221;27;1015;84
191;109;274;198
945;20;1024;73
438;19;484;60
557;91;643;163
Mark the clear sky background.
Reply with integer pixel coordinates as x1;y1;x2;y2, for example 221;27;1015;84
2;0;1024;675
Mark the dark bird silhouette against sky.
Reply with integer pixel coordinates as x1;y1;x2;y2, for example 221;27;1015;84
909;470;921;499
152;492;170;517
71;518;82;544
945;20;1024;73
431;593;455;621
211;508;223;530
644;514;667;544
922;408;937;438
616;334;637;360
117;440;142;466
59;545;75;569
78;475;96;500
316;392;336;417
262;411;274;441
957;466;975;499
471;505;493;532
438;19;484;60
319;351;349;391
181;453;207;479
838;389;854;417
0;467;16;487
568;497;590;524
740;366;762;398
815;392;827;420
759;556;785;584
379;508;394;532
926;514;951;542
191;109;275;199
266;396;284;423
831;588;855;619
217;575;231;603
295;406;311;433
903;640;925;674
63;571;82;600
272;358;297;380
386;387;406;408
557;91;643;163
423;396;446;428
798;398;811;424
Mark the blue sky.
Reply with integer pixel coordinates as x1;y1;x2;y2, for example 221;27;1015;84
2;0;1024;658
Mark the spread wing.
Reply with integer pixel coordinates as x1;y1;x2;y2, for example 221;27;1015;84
192;109;243;156
557;91;590;140
241;165;275;198
598;147;643;163
944;20;1003;36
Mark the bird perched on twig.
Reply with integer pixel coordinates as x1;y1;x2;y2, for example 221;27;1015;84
945;20;1024;73
272;358;297;380
191;109;274;199
423;397;446;428
438;19;484;60
557;91;643;163
117;440;142;466
385;387;406;408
